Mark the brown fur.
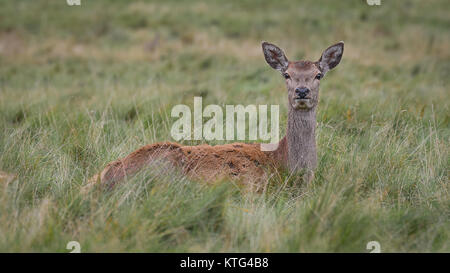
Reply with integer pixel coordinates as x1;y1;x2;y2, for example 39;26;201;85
84;139;286;192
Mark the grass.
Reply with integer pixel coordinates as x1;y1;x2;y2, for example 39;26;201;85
0;0;448;252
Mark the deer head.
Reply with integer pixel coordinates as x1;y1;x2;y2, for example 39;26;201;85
262;41;344;112
262;41;344;176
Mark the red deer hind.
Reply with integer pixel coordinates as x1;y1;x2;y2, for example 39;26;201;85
84;41;344;192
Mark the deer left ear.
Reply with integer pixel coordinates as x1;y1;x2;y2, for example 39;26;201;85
262;41;289;73
318;41;344;75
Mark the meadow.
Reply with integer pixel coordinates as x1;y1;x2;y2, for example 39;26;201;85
0;0;448;252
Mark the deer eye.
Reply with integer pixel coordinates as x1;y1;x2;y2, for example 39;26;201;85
283;72;290;79
315;73;323;80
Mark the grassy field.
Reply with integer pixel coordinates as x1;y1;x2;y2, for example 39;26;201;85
0;0;448;252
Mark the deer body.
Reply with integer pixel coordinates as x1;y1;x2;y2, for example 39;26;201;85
88;141;284;190
85;41;343;191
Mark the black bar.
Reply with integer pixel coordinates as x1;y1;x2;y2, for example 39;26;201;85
0;253;446;272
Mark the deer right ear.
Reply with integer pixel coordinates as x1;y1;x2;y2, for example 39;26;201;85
318;41;344;75
262;42;289;73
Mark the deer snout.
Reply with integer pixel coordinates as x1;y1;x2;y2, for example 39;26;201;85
295;87;310;99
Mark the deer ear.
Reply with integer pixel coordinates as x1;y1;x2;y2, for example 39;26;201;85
318;41;344;75
262;42;289;73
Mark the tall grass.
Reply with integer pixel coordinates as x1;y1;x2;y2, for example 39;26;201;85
0;0;448;252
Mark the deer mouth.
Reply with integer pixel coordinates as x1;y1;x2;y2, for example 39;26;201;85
295;97;310;104
293;98;312;109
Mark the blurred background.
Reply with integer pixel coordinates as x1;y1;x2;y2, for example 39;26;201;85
1;0;448;118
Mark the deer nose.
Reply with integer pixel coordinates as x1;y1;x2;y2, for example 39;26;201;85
295;87;310;99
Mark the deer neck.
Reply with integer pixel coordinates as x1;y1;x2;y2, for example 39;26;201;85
286;108;317;172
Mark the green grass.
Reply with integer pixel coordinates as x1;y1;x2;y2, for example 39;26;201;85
0;0;449;252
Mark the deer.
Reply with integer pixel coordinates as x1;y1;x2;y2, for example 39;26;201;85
83;41;344;192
